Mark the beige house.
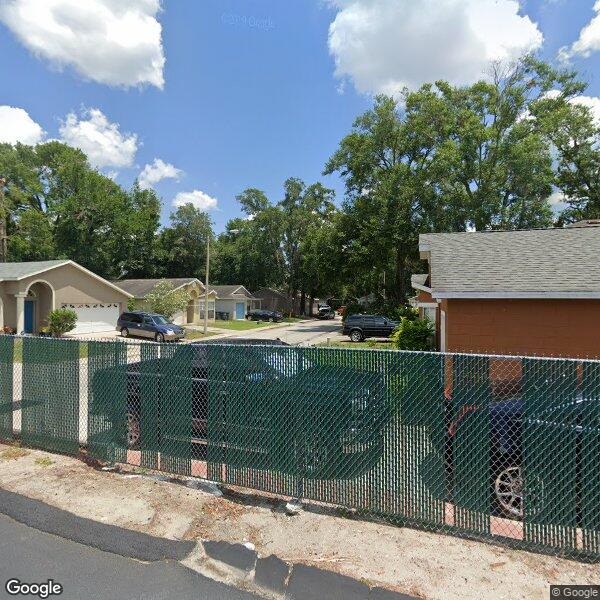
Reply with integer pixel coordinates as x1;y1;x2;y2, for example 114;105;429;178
113;278;217;325
0;260;132;335
210;285;260;320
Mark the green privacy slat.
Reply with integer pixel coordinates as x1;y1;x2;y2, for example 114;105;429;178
0;336;14;440
522;359;578;551
87;341;127;463
159;343;192;476
452;354;491;535
139;343;161;470
398;352;445;526
580;362;600;555
22;337;80;454
207;344;226;482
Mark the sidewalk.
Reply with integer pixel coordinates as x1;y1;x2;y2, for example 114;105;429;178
0;443;597;600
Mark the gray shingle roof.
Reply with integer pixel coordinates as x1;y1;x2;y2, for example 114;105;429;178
0;260;70;280
209;285;256;299
112;278;200;298
419;226;600;298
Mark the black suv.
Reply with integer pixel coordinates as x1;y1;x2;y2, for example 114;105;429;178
342;314;398;342
246;309;283;322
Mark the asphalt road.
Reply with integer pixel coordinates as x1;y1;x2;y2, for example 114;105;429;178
220;317;345;346
0;514;260;600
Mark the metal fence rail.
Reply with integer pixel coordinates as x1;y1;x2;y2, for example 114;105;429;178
1;335;599;561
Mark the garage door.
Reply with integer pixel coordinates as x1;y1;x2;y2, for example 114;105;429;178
62;303;120;335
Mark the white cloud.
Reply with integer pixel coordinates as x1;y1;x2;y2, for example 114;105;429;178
327;0;543;95
173;190;218;212
559;0;600;61
59;108;138;169
0;105;44;144
545;90;600;126
0;0;165;88
138;158;182;190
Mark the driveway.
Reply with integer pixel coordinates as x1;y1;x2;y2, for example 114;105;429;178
219;317;344;346
0;513;260;600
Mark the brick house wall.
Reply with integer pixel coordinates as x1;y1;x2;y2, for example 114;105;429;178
442;298;600;359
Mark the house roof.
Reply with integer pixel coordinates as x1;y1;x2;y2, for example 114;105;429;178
112;278;203;299
254;287;289;300
209;285;257;299
0;260;133;297
419;226;600;299
0;260;70;280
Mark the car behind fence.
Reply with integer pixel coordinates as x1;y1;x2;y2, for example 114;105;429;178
0;335;599;561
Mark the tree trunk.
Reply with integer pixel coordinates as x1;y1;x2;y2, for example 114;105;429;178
300;289;306;316
309;290;315;317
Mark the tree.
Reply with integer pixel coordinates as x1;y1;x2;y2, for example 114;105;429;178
157;204;212;279
143;281;189;320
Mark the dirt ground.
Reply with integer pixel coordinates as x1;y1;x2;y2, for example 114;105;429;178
0;443;597;600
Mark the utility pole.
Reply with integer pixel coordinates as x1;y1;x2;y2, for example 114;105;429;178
203;234;210;335
0;177;7;262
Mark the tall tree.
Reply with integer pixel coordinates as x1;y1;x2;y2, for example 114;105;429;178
157;203;213;279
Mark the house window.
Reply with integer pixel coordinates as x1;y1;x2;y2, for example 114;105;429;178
423;306;437;325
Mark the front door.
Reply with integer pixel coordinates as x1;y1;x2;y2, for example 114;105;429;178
24;300;35;334
235;302;246;320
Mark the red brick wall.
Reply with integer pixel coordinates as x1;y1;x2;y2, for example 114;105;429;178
444;298;600;359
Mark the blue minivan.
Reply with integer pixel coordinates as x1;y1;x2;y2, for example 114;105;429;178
116;311;185;342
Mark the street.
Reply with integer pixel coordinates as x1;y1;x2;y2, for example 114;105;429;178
0;513;260;600
219;317;344;346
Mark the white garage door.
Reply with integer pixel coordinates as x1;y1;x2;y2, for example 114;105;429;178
63;303;120;335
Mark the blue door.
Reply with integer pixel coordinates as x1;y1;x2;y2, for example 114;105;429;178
235;302;246;320
24;300;34;333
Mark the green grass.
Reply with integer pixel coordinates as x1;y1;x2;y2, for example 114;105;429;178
206;319;277;331
316;339;396;350
13;338;89;363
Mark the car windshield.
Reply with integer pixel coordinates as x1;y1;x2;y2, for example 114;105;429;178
152;315;170;325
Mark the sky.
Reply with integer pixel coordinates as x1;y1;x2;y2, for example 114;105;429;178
0;0;599;232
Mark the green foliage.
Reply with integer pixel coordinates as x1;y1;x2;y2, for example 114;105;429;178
46;309;78;337
143;281;189;320
126;298;137;311
391;318;435;351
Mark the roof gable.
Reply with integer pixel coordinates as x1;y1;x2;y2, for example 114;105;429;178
113;278;202;298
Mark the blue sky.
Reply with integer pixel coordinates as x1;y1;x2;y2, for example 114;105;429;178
0;0;599;232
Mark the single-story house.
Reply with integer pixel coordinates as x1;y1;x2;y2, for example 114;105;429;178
210;285;260;320
415;225;600;359
0;260;132;335
254;288;292;314
112;278;217;325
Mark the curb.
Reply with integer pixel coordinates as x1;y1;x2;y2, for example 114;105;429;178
0;488;195;562
201;540;419;600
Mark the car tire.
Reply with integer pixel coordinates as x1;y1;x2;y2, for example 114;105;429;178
126;412;141;449
120;328;129;338
350;329;363;342
155;332;165;343
494;464;524;519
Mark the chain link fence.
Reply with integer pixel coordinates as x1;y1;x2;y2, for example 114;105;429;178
1;335;599;561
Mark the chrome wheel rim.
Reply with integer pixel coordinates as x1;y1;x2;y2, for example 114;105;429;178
495;466;523;518
127;413;140;448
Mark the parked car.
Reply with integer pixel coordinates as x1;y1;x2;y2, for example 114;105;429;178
116;311;185;342
246;309;283;322
90;339;387;478
317;305;336;320
342;314;398;342
444;390;599;520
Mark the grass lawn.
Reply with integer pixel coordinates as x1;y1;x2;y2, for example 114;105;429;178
316;339;396;350
206;319;277;331
182;329;218;340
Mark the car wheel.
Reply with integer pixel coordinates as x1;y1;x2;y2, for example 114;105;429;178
120;328;129;338
155;332;165;343
350;330;363;342
494;465;523;519
126;412;141;449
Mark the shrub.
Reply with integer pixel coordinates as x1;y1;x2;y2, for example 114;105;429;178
391;317;435;351
47;308;78;337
